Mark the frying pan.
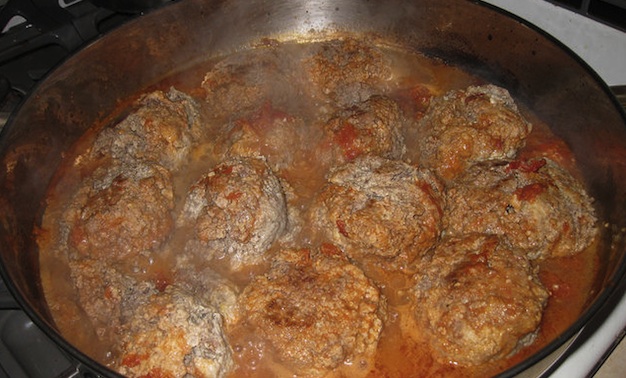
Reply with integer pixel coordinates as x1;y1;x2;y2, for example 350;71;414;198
1;0;625;376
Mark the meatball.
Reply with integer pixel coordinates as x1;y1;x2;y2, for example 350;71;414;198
417;84;532;181
444;158;598;258
394;83;437;121
311;156;444;269
93;88;202;170
413;235;549;366
65;161;174;261
173;254;241;325
68;258;158;341
236;247;386;376
177;156;287;271
306;38;392;106
226;102;308;173
202;49;292;119
115;286;234;378
321;95;406;164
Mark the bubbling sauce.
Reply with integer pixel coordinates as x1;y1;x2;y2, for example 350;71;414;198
38;36;599;377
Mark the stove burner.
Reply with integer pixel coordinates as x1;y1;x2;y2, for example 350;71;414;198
548;0;626;32
0;0;137;95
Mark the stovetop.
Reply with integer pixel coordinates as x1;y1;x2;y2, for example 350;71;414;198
0;280;76;378
0;0;625;377
0;0;173;128
0;0;142;94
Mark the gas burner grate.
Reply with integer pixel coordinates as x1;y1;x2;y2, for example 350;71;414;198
0;0;131;95
547;0;626;32
0;0;175;96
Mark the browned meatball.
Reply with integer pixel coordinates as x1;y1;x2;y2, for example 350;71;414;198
413;235;549;366
321;95;406;164
202;49;292;120
65;161;174;262
235;247;386;377
393;83;437;121
226;102;308;173
177;156;287;271
115;286;234;378
93;88;202;170
305;38;392;106
68;258;158;341
444;158;598;258
173;254;241;325
311;156;444;269
417;85;532;181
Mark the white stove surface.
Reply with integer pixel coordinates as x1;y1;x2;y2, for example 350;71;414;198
481;0;626;87
481;1;626;377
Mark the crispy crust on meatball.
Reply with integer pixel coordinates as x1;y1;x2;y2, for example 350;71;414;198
236;247;386;376
177;156;287;271
305;38;391;106
173;254;241;325
444;158;597;258
202;49;293;120
413;235;549;366
417;85;532;181
322;95;406;164
226;102;308;173
115;286;234;378
311;156;444;269
65;161;174;261
68;258;158;341
93;88;202;170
